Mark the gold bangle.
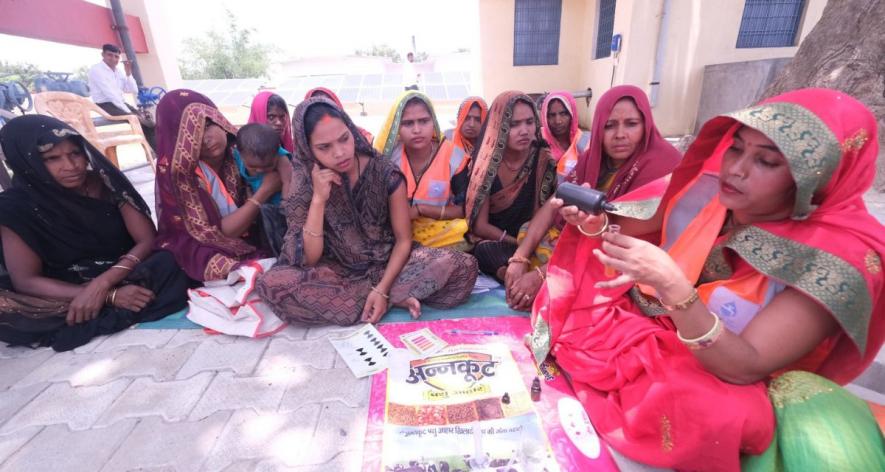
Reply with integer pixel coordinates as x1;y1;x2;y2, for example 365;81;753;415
370;286;389;299
576;213;609;237
110;288;118;306
120;254;141;264
660;287;699;311
439;205;446;220
507;255;530;265
677;311;724;350
303;227;323;238
534;266;545;280
246;197;262;208
112;265;133;271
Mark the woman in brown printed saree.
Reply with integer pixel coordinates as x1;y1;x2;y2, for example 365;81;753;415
465;90;557;310
255;98;477;325
153;90;280;281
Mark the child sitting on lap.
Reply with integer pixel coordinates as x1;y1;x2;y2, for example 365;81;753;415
234;123;293;254
234;123;291;205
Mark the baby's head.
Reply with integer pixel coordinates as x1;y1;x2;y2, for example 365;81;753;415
236;123;281;175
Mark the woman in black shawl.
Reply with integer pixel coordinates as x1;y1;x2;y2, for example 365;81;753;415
0;115;189;351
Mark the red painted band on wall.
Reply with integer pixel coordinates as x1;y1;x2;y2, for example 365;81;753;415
0;0;148;53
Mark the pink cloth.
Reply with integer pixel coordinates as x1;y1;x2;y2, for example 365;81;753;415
248;91;294;153
573;85;681;199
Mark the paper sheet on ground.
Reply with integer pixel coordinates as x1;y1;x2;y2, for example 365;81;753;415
328;324;393;378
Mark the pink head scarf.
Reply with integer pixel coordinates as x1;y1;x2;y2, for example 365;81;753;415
248;91;294;153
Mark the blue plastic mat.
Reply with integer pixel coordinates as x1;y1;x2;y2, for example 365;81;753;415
136;288;526;330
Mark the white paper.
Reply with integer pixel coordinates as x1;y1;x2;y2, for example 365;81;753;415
328;323;394;378
472;274;501;294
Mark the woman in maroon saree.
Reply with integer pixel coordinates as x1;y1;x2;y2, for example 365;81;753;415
153;90;276;281
506;86;681;310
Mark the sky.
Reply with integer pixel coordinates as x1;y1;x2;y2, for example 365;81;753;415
0;0;479;72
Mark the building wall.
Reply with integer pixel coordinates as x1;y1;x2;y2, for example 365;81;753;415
478;0;589;117
480;0;826;136
121;0;182;91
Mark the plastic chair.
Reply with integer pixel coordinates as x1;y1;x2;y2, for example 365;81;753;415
32;91;155;170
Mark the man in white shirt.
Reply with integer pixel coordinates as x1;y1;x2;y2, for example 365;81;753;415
88;44;155;149
403;52;420;91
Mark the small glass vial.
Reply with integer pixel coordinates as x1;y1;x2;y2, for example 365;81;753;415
604;224;621;278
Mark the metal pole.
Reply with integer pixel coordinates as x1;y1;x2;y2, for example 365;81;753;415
109;0;144;87
649;0;671;107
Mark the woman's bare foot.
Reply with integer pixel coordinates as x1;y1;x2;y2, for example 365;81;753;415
395;297;422;319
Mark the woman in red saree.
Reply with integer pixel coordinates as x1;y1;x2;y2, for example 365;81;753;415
531;88;885;470
506;86;681;310
540;90;590;183
153;90;276;281
247;91;294;153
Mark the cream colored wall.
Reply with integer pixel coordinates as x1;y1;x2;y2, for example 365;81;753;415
649;0;826;136
482;0;826;136
478;0;589;119
121;0;182;91
578;0;659;129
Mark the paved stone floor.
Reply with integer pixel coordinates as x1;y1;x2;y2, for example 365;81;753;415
1;163;883;471
0;324;370;471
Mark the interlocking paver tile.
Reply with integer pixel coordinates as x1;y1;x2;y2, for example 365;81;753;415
253;338;337;377
91;328;178;353
0;344;51;360
0;379;130;434
203;406;322;471
220;460;261;471
0;426;42;467
13;343;197;388
301;402;368;465
303;325;355;341
165;329;234;349
0;349;54;390
254;451;362;472
0;420;136;472
279;367;369;410
176;337;269;380
0;383;48;428
188;372;287;421
271;324;310;342
101;411;231;472
95;372;215;427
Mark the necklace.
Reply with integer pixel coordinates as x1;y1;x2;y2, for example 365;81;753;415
501;153;528;173
410;142;438;183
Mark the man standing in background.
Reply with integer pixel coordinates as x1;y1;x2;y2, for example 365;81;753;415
88;44;155;149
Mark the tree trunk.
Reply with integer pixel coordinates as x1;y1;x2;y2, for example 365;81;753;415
762;0;885;190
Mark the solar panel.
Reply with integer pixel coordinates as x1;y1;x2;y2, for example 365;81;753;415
180;70;473;107
425;85;447;100
424;72;445;84
363;74;383;87
358;87;382;101
383;74;403;85
344;75;363;87
337;88;359;102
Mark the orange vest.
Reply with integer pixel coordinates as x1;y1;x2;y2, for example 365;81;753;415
389;140;467;206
